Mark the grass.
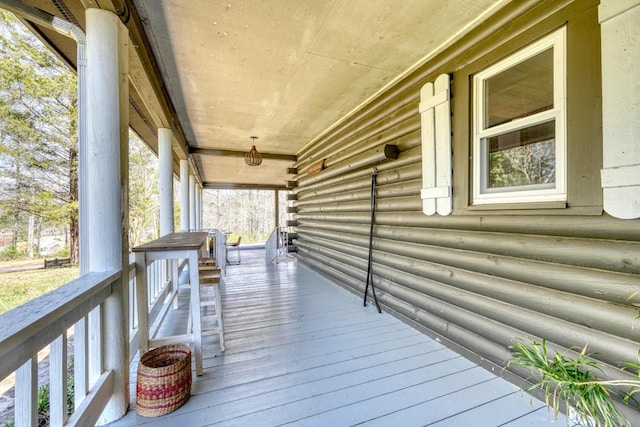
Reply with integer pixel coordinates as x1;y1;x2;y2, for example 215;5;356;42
0;259;79;427
0;262;79;314
510;339;640;427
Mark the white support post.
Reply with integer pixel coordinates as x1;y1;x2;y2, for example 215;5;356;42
75;21;90;409
198;185;203;230
158;128;174;236
599;0;640;219
180;160;189;231
189;174;196;230
86;8;129;424
194;184;201;230
275;189;280;228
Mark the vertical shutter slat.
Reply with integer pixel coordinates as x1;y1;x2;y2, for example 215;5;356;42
420;74;452;216
420;82;437;215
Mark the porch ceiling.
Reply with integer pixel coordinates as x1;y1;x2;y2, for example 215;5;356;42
17;0;507;188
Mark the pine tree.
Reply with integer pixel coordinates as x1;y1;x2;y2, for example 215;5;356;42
0;10;78;261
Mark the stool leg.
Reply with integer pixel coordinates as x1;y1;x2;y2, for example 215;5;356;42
189;252;203;376
213;282;225;351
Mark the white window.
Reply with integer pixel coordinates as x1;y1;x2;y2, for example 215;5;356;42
472;28;566;205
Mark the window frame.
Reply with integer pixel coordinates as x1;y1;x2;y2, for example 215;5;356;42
471;27;567;205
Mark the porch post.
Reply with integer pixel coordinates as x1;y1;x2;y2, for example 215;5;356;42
599;0;640;219
86;8;129;424
180;159;189;231
158;128;174;236
275;189;279;228
189;174;196;230
196;184;202;229
200;186;204;229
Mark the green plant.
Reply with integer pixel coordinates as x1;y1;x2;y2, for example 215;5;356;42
510;339;640;427
0;245;23;261
37;383;50;420
2;375;74;427
52;246;70;259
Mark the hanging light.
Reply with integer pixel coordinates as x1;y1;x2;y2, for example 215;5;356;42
244;136;262;166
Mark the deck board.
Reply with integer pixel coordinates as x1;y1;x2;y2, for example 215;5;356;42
108;249;569;427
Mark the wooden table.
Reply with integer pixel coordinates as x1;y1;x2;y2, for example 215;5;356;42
132;231;209;375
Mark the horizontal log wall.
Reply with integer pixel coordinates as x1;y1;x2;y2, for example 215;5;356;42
292;0;640;421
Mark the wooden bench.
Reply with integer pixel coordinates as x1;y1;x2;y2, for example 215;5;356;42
44;257;71;268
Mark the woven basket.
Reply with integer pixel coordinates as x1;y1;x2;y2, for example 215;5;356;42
136;344;192;417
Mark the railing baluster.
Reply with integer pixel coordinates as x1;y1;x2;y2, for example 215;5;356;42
15;357;38;427
50;333;68;426
73;317;88;410
88;306;102;387
172;259;179;309
0;271;119;425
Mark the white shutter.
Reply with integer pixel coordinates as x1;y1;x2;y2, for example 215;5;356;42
419;74;452;216
599;0;640;219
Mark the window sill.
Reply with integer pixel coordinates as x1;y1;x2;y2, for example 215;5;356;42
458;202;603;216
468;201;567;210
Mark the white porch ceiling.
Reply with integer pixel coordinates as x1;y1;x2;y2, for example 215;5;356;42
131;0;507;188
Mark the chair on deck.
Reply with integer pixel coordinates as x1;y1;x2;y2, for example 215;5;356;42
225;236;241;265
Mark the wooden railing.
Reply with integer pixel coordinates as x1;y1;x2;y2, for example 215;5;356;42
214;229;226;274
266;226;288;264
0;248;186;426
0;271;120;427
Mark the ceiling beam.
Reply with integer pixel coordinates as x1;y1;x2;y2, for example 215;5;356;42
203;182;289;191
190;147;297;162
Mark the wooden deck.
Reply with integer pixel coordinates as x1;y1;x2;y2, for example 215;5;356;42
109;249;569;427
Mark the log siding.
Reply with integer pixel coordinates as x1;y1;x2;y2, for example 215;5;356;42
293;0;640;422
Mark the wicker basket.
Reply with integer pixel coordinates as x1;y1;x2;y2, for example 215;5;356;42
136;344;192;417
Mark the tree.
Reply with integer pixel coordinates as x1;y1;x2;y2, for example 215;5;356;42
128;132;159;246
0;11;78;260
489;139;555;189
202;189;289;243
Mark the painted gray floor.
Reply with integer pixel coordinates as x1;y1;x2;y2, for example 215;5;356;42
108;249;568;427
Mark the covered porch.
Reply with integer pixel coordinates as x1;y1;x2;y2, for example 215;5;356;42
0;0;638;425
109;248;566;426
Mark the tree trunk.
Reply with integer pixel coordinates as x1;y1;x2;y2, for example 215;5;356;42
69;146;79;264
27;182;35;258
27;211;34;258
34;217;41;257
11;158;21;255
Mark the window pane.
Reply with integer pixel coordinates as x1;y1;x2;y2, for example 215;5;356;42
484;48;553;128
486;121;555;189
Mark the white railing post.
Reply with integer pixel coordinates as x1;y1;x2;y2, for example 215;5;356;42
50;334;68;426
86;8;129;424
15;358;38;427
266;226;287;264
135;252;149;356
216;229;227;275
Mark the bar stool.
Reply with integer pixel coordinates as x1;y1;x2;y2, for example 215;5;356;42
188;257;225;352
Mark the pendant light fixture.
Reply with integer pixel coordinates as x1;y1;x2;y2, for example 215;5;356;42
244;136;262;166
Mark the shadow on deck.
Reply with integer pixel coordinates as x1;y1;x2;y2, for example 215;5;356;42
109;249;567;426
